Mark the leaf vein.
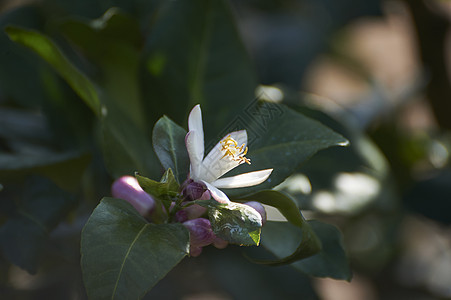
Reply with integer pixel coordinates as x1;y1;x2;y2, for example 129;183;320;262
111;223;150;299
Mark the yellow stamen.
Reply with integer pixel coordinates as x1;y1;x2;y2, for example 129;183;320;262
220;135;251;164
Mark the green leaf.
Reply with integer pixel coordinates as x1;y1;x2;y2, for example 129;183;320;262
5;26;100;115
0;6;48;108
135;169;179;199
224;102;349;197
135;169;179;222
59;8;146;130
81;198;189;300
239;190;321;265
206;202;262;246
261;221;352;280
101;112;160;179
240;190;305;227
141;0;258;137
0;177;77;274
152;116;190;183
0;151;90;192
293;220;352;280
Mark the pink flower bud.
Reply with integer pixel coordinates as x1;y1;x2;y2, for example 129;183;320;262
181;179;208;201
189;246;203;257
245;201;267;225
175;204;208;222
183;218;216;256
212;237;228;249
111;176;155;217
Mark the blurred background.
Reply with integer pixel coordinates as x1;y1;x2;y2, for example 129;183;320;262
0;0;451;299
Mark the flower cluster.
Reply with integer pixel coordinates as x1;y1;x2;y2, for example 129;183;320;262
112;105;272;256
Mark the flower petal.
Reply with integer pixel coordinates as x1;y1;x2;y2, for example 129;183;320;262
211;169;273;188
185;131;203;180
188;104;204;160
202;180;230;203
198;130;248;182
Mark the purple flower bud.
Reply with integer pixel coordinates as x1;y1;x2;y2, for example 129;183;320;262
111;176;155;217
181;179;208;201
175;204;207;223
190;246;203;257
183;218;216;256
245;201;267;225
212;237;228;249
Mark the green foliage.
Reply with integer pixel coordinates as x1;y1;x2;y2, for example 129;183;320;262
135;169;179;223
240;190;322;264
136;169;179;199
81;198;190;300
262;220;352;281
142;0;257;136
207;202;262;246
5;26;100;115
152;116;190;183
0;1;357;298
224;103;348;197
0;177;77;274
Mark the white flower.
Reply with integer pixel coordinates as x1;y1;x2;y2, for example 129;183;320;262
185;105;273;203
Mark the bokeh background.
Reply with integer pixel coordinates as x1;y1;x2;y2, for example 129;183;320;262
1;0;451;299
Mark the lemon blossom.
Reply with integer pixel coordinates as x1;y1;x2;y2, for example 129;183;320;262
185;105;273;203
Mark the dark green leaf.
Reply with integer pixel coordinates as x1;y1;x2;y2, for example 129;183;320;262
293;220;352;280
5;26;100;115
59;8;147;130
261;221;352;280
239;190;305;227
253;220;320;266
101;112;159;179
237;190;321;265
141;0;257;137
0;152;90;192
81;197;189;300
0;6;48;108
152;116;190;183
0;177;77;273
224;102;348;197
206;202;262;246
208;246;319;300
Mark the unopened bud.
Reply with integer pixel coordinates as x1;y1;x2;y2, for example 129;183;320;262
111;176;155;216
245;201;267;225
175;204;207;223
212;237;228;249
181;179;208;201
190;246;203;257
183;218;216;256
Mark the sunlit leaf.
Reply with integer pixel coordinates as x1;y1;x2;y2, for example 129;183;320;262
136;169;179;199
206;201;262;246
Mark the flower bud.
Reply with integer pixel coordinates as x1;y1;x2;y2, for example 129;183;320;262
111;176;155;217
183;218;216;256
212;237;228;249
190;246;203;257
181;179;208;201
175;204;207;223
245;201;267;225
